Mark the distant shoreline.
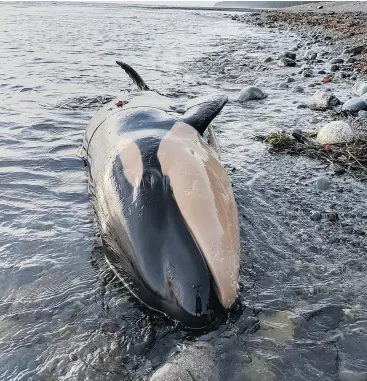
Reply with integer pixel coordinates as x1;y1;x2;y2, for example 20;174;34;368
1;1;262;12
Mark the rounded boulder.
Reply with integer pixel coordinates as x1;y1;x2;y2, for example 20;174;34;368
238;86;267;102
316;121;355;144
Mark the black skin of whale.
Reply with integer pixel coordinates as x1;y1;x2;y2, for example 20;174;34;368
82;62;239;328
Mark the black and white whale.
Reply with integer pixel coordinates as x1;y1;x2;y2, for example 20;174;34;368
82;62;240;328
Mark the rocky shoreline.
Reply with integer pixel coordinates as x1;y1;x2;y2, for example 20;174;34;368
224;3;367;180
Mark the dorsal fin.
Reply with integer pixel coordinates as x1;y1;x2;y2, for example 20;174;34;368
116;61;150;91
181;94;228;135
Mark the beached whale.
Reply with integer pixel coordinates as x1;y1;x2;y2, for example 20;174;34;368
82;61;240;328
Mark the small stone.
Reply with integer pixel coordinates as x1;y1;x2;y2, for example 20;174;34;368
326;211;339;222
318;70;326;74
330;64;339;72
310;211;322;221
293;85;304;93
279;82;289;89
342;97;367;112
313;176;331;191
304;49;317;61
264;56;273;63
359;110;367;118
278;57;296;67
302;69;313;77
330;58;344;64
311;90;342;108
317;5;323;9
283;51;296;60
297;103;307;108
334;166;346;176
286;77;296;83
316;121;355;144
346;57;357;64
238;86;267;102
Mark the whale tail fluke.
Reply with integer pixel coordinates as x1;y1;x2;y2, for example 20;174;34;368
116;61;150;91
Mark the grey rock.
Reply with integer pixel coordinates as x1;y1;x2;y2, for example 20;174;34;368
334;166;346;175
326;211;339;222
351;81;367;96
286;76;296;83
348;45;365;55
330;58;344;64
279;82;289;89
313;176;331;191
278;57;296;67
310;211;322;221
293;85;304;93
238;86;267;102
264;56;273;63
302;69;313;78
316;121;355;144
358;110;367;118
311;90;342;108
330;64;339;72
317;5;323;9
304;49;317;61
149;342;218;381
318;69;327;74
342;97;367;112
296;103;307;109
283;51;296;60
346;57;357;64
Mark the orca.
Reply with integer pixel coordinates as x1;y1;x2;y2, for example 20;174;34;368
82;61;240;328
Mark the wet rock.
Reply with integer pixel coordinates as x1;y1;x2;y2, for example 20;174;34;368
317;5;323;9
330;64;339;72
334;166;346;176
293;85;304;93
330;58;344;64
304;49;317;61
238;86;267;102
342;97;367;112
149;342;218;381
351;81;367;97
359;110;367;118
313;176;331;191
238;316;260;334
263;56;273;63
345;45;365;55
326;211;339;222
286;76;296;83
279;51;296;60
302;69;313;78
316;121;355;144
311;90;342;108
297;103;307;108
279;82;289;89
318;69;327;74
346;57;357;64
278;57;296;67
310;211;322;221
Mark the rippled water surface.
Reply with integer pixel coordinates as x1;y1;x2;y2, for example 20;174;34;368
1;2;367;381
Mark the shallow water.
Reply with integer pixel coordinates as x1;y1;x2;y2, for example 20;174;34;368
1;2;366;381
